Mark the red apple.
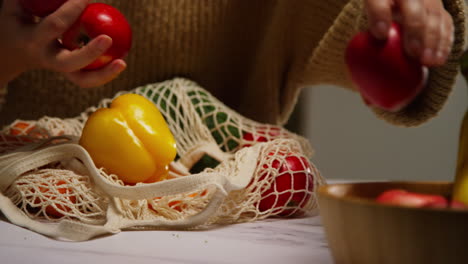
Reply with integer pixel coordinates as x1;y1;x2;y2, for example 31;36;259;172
376;189;448;208
345;23;427;112
62;3;132;70
19;0;68;17
257;152;315;217
450;200;468;210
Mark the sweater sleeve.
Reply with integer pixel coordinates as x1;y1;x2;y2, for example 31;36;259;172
299;0;466;127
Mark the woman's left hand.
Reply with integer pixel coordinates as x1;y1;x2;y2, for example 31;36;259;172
364;0;454;67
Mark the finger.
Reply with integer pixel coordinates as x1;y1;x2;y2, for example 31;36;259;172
420;10;443;66
36;0;88;40
364;0;393;39
49;35;112;72
434;12;454;66
397;0;426;57
65;59;127;88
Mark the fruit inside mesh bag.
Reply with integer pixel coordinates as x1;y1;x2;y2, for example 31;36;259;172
0;78;324;233
146;83;312;156
257;149;317;217
218;138;324;222
4;167;107;223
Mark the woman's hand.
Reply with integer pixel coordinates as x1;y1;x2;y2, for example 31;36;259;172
364;0;454;67
0;0;126;88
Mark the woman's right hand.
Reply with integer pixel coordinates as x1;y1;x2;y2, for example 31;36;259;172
0;0;126;88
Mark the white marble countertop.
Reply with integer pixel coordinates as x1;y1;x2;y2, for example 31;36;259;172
0;214;333;264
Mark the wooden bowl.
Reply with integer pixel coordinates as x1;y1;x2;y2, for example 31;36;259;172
317;181;468;264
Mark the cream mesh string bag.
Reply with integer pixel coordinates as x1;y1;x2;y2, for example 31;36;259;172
0;78;325;241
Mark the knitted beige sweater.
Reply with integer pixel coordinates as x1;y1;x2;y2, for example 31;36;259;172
0;0;465;127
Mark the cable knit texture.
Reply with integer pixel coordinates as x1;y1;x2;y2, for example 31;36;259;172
0;0;465;127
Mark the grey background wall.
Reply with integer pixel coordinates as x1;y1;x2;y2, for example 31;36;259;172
299;72;467;182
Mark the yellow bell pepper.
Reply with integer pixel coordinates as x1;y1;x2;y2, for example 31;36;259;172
453;109;468;205
453;50;468;206
79;93;177;184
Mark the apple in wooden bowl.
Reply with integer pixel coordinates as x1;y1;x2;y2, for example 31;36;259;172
317;181;468;264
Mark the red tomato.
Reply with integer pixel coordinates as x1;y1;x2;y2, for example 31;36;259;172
257;152;315;217
9;121;35;136
62;3;132;70
149;190;207;212
242;127;282;148
32;180;76;218
8;121;49;139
